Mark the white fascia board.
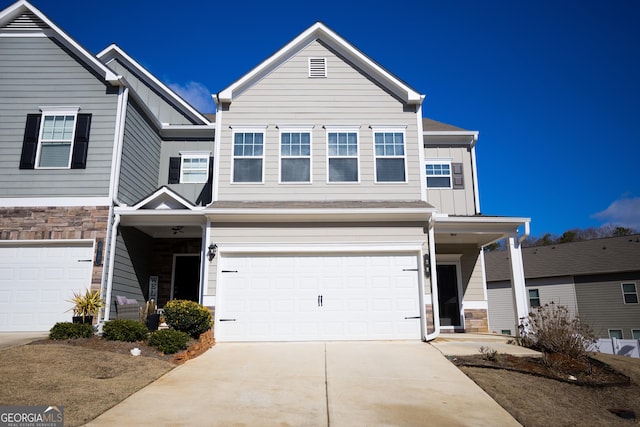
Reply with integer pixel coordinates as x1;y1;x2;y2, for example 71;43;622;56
97;44;211;124
129;187;197;210
217;22;423;105
1;1;122;85
423;131;479;146
434;215;531;235
206;207;435;223
0;196;111;207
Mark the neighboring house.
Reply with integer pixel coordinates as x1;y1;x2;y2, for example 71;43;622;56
485;235;640;339
0;0;531;341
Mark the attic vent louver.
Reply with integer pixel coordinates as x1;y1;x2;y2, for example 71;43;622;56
6;12;48;30
308;57;326;78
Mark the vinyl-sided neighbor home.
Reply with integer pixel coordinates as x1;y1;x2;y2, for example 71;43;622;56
0;0;530;341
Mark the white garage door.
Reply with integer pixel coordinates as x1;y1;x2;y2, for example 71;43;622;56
216;253;422;341
0;243;94;332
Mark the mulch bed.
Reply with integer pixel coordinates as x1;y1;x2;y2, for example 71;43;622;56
451;352;631;387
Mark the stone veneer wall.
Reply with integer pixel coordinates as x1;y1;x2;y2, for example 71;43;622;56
464;308;488;333
0;206;110;287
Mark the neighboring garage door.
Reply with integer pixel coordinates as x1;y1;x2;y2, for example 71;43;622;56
216;253;422;341
0;243;94;332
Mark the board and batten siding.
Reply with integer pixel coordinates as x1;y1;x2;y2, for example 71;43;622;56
217;40;422;202
106;60;194;125
205;223;428;297
117;100;162;205
0;36;118;197
574;272;640;339
110;227;152;307
160;140;214;203
424;146;476;216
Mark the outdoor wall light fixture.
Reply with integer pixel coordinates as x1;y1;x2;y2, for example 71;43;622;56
207;244;217;261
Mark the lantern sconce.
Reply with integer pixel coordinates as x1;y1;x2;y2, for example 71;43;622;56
207;244;217;262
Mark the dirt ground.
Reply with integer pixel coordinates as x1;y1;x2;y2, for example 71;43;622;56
455;352;640;427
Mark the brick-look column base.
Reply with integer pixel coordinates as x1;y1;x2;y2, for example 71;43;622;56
464;308;489;333
425;304;435;335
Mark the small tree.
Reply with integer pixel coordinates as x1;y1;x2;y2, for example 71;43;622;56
519;303;597;359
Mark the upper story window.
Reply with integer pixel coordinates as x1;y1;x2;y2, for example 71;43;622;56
280;129;311;183
232;129;265;183
622;283;638;304
168;152;212;184
19;107;92;170
327;127;359;183
373;128;406;182
528;289;541;307
425;160;464;189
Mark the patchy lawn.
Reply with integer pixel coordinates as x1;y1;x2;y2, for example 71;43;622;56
455;352;640;427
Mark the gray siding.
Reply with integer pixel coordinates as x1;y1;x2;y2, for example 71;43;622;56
574;272;640;338
160;140;214;204
487;281;516;334
107;59;194;125
111;227;152;306
118;100;162;204
424;146;476;215
217;40;422;202
0;36;118;197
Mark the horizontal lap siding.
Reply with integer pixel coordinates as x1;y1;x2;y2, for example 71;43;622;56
206;224;428;296
487;282;516;334
218;41;422;201
0;37;117;197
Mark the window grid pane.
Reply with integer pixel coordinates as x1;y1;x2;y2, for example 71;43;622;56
233;132;264;182
281;132;311;158
41;115;74;142
426;162;452;188
328;132;357;157
374;132;404;156
234;132;263;157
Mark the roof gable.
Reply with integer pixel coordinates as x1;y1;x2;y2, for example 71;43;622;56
0;0;121;85
216;22;424;106
130;186;197;211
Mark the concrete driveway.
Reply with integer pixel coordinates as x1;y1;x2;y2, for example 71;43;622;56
87;341;520;426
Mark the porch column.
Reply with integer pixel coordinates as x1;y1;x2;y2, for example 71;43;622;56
506;234;528;335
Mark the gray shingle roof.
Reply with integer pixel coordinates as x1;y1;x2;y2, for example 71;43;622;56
485;235;640;282
422;118;467;132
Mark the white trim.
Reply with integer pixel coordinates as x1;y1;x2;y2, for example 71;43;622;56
212;99;222;203
35;109;79;169
0;197;111;207
230;128;266;184
0;238;93;247
416;107;428;202
180;153;210;184
622;282;638;304
371;126;408;184
326;127;360;184
437;259;465;330
425;159;453;189
202;295;216;306
423;131;479;140
109;87;128;204
217;242;424;255
278;128;312;184
470;144;481;213
128;186;197;210
463;300;488;310
201;220;212;304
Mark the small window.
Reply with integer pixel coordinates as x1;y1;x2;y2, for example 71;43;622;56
622;283;638;304
501;329;512;336
425;161;451;188
609;329;623;339
373;129;406;182
308;57;326;78
181;155;209;183
327;129;358;182
528;289;541;308
280;130;311;183
632;330;640;340
233;131;264;183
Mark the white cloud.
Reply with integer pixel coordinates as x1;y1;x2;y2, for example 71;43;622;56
168;81;214;113
592;196;640;230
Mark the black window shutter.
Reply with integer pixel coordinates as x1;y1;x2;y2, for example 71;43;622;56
207;156;214;182
19;114;41;169
71;114;92;169
452;162;464;189
168;157;181;184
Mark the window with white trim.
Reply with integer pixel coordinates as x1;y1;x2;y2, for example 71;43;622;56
38;113;76;168
623;283;638;304
180;154;209;183
609;329;623;339
528;289;541;307
233;131;264;183
373;129;406;182
632;329;640;340
280;130;311;183
425;161;452;188
327;128;358;182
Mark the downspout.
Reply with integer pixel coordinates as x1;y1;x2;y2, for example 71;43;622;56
425;216;441;341
470;134;481;214
102;212;120;322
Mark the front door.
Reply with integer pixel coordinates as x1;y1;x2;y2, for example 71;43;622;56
171;255;201;302
437;264;462;327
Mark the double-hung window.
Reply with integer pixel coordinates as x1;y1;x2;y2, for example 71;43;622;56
38;113;76;168
425;160;452;188
180;153;210;183
280;128;311;183
327;127;359;182
622;283;638;304
373;127;406;182
528;289;541;308
232;128;265;183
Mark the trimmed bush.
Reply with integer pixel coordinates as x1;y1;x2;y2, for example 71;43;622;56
49;322;94;340
102;319;148;342
148;329;190;354
162;299;212;339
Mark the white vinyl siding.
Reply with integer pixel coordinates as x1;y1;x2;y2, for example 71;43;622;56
327;127;359;183
279;129;311;183
373;128;406;183
232;130;264;183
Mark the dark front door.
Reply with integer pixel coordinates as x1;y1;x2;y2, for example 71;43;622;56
172;255;201;302
437;264;461;327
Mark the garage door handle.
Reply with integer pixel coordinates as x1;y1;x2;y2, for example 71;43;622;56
77;259;92;262
219;318;236;322
317;295;323;307
404;316;420;319
402;268;418;271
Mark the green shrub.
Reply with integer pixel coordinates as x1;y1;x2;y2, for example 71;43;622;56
162;299;212;338
519;303;597;359
102;319;148;342
148;329;190;354
49;322;94;340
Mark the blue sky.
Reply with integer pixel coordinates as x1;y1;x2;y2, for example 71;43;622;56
12;0;640;236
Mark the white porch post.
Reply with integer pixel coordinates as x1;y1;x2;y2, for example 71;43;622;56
506;234;528;335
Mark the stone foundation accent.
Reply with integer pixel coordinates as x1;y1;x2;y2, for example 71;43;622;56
425;304;435;335
169;329;214;365
464;308;489;333
0;205;110;286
